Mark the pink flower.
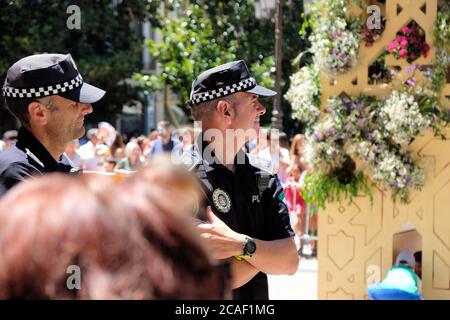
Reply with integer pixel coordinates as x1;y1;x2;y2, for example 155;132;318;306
402;26;411;34
398;49;407;58
387;40;398;52
400;37;408;47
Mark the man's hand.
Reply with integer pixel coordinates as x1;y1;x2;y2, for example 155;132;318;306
197;207;246;260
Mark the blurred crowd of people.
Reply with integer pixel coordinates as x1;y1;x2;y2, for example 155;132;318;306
247;129;318;257
55;121;194;174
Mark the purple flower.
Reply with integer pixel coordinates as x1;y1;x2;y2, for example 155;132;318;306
413;63;420;71
372;72;382;79
326;127;336;138
406;65;413;74
313;131;323;141
366;133;373;141
389;182;398;189
331;47;337;55
404;175;411;184
331;30;340;38
352;103;363;110
406;77;416;86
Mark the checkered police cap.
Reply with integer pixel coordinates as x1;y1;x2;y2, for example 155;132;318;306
188;60;276;107
2;53;105;103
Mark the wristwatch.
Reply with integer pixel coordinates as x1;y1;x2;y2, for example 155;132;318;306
235;236;257;260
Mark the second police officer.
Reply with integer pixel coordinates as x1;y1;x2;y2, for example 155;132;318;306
186;60;299;300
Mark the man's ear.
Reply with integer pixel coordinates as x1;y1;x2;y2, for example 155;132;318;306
216;100;235;122
28;101;48;126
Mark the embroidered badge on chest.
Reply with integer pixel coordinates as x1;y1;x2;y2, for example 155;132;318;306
212;188;232;213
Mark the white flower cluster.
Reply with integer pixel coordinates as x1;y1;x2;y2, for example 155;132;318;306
304;118;346;174
285;65;320;125
310;17;359;75
380;91;431;146
372;148;425;190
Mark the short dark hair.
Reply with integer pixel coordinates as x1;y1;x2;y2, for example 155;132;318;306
4;97;34;127
4;96;56;127
190;95;236;121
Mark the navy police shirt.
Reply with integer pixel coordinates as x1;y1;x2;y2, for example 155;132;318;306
187;143;295;300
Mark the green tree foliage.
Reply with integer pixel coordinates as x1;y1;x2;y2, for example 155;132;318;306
0;0;161;130
139;0;307;128
136;4;237;109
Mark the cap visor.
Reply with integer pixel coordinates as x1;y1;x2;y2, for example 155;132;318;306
247;85;277;97
78;82;106;103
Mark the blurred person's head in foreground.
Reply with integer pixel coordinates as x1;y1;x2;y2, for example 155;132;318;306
0;174;150;299
0;161;229;299
110;156;231;299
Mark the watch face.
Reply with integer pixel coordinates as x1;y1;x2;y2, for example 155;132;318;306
245;238;256;255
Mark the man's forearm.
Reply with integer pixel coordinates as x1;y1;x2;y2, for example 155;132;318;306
230;259;260;289
246;237;299;275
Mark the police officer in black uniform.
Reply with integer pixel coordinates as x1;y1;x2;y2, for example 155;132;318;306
186;60;299;300
0;53;105;196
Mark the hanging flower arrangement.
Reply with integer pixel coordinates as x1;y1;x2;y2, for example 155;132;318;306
287;0;449;208
305;0;363;76
310;17;360;75
284;65;321;126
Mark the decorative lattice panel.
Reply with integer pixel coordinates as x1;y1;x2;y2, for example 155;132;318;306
318;0;450;300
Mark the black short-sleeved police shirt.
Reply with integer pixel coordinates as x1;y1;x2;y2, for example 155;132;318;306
0;127;80;197
186;144;295;300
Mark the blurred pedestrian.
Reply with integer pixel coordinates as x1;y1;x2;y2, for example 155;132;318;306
104;157;117;173
109;131;125;159
64;139;83;168
115;141;145;172
77;128;109;171
149;121;180;157
0;53;105;196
